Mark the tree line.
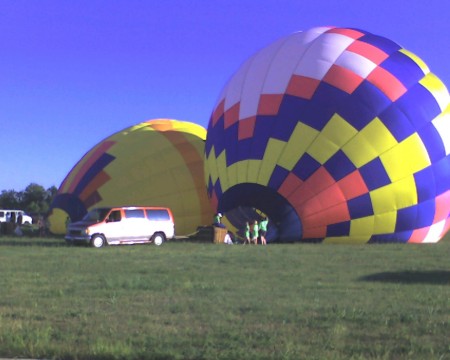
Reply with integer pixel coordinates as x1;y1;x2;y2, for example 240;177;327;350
0;183;58;216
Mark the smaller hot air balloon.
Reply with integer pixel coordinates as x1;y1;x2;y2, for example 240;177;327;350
49;119;213;235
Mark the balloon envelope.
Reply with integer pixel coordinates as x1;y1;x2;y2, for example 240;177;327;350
205;26;450;243
49;119;213;235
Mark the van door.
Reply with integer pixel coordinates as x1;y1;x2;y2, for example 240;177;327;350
146;209;174;239
123;209;148;242
102;210;126;243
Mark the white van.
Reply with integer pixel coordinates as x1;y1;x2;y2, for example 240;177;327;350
65;206;175;248
0;210;33;225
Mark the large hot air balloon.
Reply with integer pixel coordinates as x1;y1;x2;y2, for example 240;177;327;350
49;119;213;235
205;26;450;244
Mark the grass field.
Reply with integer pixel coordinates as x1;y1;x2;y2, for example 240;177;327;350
0;235;448;360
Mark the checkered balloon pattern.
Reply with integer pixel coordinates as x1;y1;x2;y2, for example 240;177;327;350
205;26;450;243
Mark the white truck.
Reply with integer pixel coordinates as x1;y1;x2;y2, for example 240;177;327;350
0;209;33;225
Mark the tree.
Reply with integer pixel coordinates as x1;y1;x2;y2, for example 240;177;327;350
0;190;21;209
21;183;47;214
46;186;58;204
0;183;57;215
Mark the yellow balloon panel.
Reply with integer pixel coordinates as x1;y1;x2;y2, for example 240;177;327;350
342;118;398;168
257;138;286;186
216;150;229;192
419;73;449;112
307;113;357;164
370;176;418;214
381;133;431;182
278;122;319;170
350;216;375;237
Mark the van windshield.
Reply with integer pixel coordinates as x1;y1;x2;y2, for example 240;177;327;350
82;208;111;223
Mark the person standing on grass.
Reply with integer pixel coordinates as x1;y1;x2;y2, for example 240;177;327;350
8;212;16;235
259;217;268;245
252;220;259;245
17;212;23;226
38;216;45;237
243;221;251;244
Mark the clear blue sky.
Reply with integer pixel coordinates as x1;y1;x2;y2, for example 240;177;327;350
1;0;449;191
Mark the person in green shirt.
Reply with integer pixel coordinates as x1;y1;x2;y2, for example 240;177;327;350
213;212;225;228
244;221;251;244
259;217;268;245
251;220;259;245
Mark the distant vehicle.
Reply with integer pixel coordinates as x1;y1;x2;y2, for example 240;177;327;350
0;210;33;225
65;206;175;248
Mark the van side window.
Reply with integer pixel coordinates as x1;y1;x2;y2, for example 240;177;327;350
146;209;170;221
124;209;145;218
108;210;122;222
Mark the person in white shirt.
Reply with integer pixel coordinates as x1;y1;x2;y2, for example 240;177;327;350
223;231;233;245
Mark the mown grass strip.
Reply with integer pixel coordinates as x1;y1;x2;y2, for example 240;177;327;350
0;236;448;359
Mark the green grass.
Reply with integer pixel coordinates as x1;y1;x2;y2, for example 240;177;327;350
0;236;448;360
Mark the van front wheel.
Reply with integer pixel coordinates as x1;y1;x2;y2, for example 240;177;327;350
91;235;106;248
151;233;165;246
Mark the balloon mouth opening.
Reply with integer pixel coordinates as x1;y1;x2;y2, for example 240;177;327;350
218;183;302;242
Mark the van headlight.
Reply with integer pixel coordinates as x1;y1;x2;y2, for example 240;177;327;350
85;228;91;235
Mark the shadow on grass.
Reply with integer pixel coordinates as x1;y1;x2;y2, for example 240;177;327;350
359;270;450;285
0;237;68;247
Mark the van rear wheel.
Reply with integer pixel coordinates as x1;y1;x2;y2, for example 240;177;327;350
151;233;165;246
91;235;106;248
